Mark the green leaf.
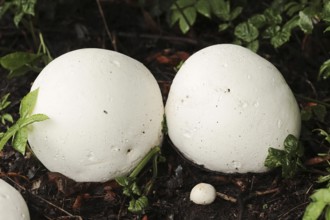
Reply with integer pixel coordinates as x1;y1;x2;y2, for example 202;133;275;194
0;52;40;72
12;127;28;154
325;206;330;220
1;113;14;125
263;25;281;38
230;6;243;20
283;15;300;32
179;7;197;33
303;201;327;220
285;2;304;16
248;14;266;28
322;1;330;22
0;93;11;111
18;114;49;128
270;30;291;48
0;124;20;151
301;107;312;121
311;188;330;203
283;134;298;155
298;11;313;34
264;8;282;25
131;182;141;196
195;0;211;18
115;176;131;187
319;59;330;80
128;196;149;213
247;40;259;52
209;0;230;21
20;89;39;118
324;26;330;33
234;22;259;42
218;23;230;32
313;129;330;144
264;147;285;168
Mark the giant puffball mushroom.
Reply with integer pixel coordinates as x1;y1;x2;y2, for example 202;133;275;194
28;48;164;182
190;183;216;205
165;44;301;173
0;179;30;220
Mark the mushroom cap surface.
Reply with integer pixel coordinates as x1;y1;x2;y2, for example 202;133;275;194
190;183;216;205
165;44;301;173
28;48;164;182
0;179;30;220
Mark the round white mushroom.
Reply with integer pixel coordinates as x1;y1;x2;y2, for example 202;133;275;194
165;44;301;173
28;48;164;182
190;183;216;205
0;179;30;220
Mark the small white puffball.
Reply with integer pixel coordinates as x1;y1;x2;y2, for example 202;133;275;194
190;183;216;205
0;179;30;220
28;48;164;182
165;44;301;173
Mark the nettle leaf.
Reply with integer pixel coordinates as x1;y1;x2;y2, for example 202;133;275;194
284;134;299;154
210;0;230;21
195;0;211;18
218;23;230;32
271;30;291;48
299;11;313;34
230;6;243;20
234;22;259;42
285;2;304;16
20;88;39;118
264;147;285;168
247;40;259;52
312;105;327;122
248;14;266;28
263;25;281;39
283;15;300;32
313;129;330;144
264;8;282;25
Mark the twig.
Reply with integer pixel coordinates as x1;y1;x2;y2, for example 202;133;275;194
255;188;280;196
216;192;237;203
96;0;117;51
277;201;309;219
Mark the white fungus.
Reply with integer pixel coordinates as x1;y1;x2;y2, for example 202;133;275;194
190;183;216;205
28;48;164;182
165;44;301;173
0;179;30;220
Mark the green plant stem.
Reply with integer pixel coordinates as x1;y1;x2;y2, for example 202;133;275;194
129;146;161;178
295;94;330;108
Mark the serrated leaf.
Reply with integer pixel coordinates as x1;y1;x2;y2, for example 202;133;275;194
210;0;230;20
12;127;28;154
264;8;282;25
234;22;259;42
271;30;291;48
131;182;141;196
195;0;211;18
313;129;330;144
283;134;298;154
115;176;130;187
264;147;285;168
248;14;266;28
299;11;313;34
263;25;281;38
20;89;39;118
247;40;259;52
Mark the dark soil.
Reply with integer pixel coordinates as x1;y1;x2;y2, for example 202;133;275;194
0;1;328;219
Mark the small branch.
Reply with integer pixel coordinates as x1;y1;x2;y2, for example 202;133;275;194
216;192;237;203
96;0;117;51
295;94;330;108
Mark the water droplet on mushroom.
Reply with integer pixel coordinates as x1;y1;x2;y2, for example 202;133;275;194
277;119;282;128
21;213;26;219
183;130;192;138
253;101;260;107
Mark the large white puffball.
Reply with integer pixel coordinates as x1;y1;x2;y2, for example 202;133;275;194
0;179;30;220
28;48;164;182
165;44;300;173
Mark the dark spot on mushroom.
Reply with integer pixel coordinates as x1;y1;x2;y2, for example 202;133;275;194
127;149;131;153
103;110;108;114
228;88;231;92
186;95;189;98
142;131;145;134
